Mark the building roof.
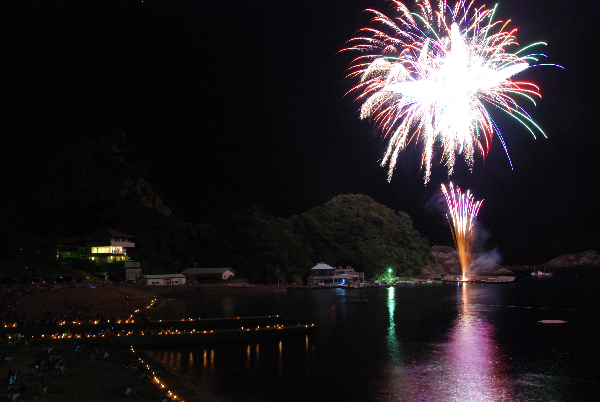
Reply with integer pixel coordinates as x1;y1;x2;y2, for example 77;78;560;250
180;268;236;275
145;274;186;279
310;263;334;270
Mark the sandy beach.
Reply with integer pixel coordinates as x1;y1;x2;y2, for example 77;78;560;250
0;283;239;402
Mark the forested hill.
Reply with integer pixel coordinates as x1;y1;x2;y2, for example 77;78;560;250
292;195;432;279
199;195;433;282
0;105;433;281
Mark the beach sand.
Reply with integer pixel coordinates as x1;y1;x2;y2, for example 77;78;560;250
1;283;231;402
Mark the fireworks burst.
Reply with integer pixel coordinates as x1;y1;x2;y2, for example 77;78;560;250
441;182;483;280
342;0;558;183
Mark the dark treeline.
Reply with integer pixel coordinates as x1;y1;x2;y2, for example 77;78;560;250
0;105;433;282
197;195;433;282
1;192;433;282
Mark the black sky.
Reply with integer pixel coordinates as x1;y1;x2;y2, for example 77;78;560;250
1;0;599;265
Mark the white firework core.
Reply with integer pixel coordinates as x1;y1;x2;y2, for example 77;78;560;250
344;1;547;183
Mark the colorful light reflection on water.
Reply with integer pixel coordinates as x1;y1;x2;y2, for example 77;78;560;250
387;286;401;364
434;284;513;401
146;281;599;401
375;283;513;401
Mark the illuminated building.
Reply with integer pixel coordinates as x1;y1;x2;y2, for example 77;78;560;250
86;229;135;263
308;262;364;286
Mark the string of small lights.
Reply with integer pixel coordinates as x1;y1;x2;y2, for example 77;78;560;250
42;322;316;340
130;345;184;401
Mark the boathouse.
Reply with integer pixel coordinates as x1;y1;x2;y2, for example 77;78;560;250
180;267;236;282
144;274;187;286
308;263;364;286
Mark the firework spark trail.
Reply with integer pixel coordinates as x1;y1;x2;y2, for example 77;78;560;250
441;182;483;280
342;0;559;183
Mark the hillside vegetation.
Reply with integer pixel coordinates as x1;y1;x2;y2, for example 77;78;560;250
0;106;432;282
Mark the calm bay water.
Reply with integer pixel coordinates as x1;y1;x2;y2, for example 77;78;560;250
147;274;600;401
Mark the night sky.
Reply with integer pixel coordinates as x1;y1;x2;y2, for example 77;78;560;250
1;0;598;265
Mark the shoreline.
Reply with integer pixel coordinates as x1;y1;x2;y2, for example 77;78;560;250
2;283;254;401
136;349;221;402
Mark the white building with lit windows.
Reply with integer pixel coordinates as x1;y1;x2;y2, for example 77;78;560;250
86;229;135;263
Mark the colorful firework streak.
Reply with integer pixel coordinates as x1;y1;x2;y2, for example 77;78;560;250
342;0;558;183
441;182;482;280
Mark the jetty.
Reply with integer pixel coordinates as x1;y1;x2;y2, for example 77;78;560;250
442;275;516;283
10;316;317;349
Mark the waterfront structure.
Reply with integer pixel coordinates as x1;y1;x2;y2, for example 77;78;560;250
144;274;187;286
308;263;364;286
180;267;236;282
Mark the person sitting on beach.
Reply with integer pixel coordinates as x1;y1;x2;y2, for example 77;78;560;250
102;350;109;360
31;365;42;376
125;384;137;397
18;382;28;398
39;380;47;395
9;390;20;401
9;370;20;385
74;344;82;353
46;355;54;369
56;357;67;376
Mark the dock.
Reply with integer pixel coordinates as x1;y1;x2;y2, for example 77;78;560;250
10;316;317;348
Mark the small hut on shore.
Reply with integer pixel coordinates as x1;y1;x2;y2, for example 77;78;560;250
144;274;187;286
180;268;236;283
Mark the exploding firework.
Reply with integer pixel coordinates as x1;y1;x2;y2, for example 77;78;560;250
342;0;558;183
441;182;482;280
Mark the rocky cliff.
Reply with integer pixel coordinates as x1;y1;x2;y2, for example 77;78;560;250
430;245;514;276
431;246;600;276
0;103;172;237
537;250;600;270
